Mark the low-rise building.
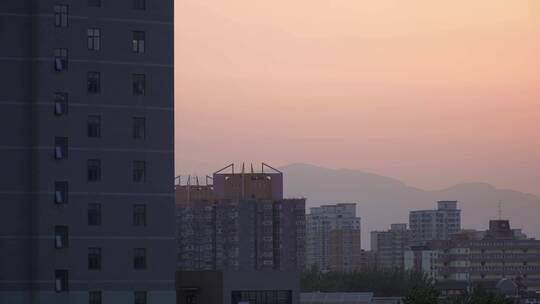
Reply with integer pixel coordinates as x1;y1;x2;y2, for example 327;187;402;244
405;220;540;296
177;270;300;304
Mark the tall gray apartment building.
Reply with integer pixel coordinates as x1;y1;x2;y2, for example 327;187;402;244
409;201;461;244
0;1;175;303
371;223;411;270
176;164;306;272
305;203;362;272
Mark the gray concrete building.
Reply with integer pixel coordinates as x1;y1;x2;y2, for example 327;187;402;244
0;1;175;303
305;203;361;272
371;224;410;270
409;201;461;244
176;164;306;272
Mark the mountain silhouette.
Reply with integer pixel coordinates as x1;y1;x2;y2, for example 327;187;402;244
280;163;540;249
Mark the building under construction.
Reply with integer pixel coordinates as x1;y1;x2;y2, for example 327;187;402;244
175;163;305;272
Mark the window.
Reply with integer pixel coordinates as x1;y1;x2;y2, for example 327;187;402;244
55;270;69;292
134;291;147;304
88;203;102;226
133;0;146;10
55;137;68;160
89;291;102;304
88;159;102;182
185;293;197;304
88;0;101;7
133;74;146;96
133;204;146;226
54;48;68;71
55;181;68;204
134;248;147;270
133;117;146;140
133;161;146;183
54;226;69;249
54;5;68;27
132;31;146;53
88;248;102;270
88;115;101;138
88;72;101;94
54;92;68;116
88;28;101;51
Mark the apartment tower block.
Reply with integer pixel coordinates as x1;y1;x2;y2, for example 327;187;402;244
0;1;175;303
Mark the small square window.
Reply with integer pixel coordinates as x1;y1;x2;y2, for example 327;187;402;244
54;48;68;71
54;5;69;27
54;137;68;160
133;248;147;270
88;203;101;226
88;0;101;7
133;74;146;96
134;291;147;304
88;28;101;51
54;93;68;115
54;226;69;249
88;159;102;182
133;161;146;183
133;204;146;226
88;115;101;138
88;247;102;270
89;291;102;304
133;0;146;10
88;72;101;94
133;117;146;140
55;181;68;204
55;270;69;292
133;31;146;53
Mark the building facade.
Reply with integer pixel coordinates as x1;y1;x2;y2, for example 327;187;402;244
176;165;306;272
436;220;540;295
306;203;361;272
177;270;300;304
409;201;461;244
371;224;411;270
404;220;540;295
0;1;175;303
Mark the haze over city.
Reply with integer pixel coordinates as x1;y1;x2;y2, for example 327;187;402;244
3;1;540;303
175;0;540;196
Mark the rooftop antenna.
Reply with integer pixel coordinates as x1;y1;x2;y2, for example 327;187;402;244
498;200;503;220
241;162;245;199
251;163;254;174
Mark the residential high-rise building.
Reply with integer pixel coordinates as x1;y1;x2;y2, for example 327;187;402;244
306;203;361;272
371;224;411;270
176;164;306;272
409;201;461;244
0;1;175;303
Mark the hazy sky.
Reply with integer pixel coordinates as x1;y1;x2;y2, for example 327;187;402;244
174;1;540;195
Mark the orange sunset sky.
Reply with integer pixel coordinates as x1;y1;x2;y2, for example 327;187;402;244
174;1;540;195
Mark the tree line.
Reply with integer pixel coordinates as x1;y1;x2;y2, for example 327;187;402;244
301;267;515;304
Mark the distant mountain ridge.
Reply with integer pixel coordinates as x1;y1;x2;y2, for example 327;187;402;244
279;163;540;249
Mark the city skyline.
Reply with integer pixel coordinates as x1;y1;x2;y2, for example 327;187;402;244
174;0;540;196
